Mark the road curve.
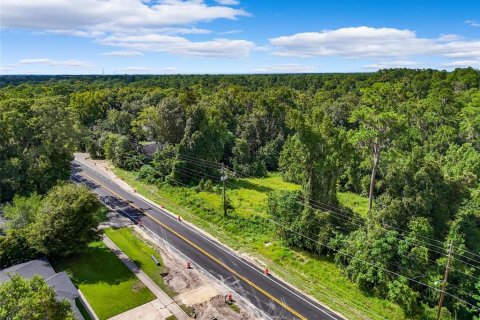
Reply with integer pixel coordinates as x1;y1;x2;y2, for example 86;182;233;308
71;159;345;320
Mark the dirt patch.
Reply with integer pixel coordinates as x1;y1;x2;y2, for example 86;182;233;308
132;281;147;293
176;285;219;306
191;296;252;320
134;227;261;320
76;153;263;319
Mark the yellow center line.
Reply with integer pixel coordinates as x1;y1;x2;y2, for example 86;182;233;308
80;171;308;320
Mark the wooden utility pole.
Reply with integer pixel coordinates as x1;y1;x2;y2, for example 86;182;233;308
221;163;228;216
436;242;453;320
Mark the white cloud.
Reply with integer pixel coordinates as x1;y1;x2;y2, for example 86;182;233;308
219;29;242;35
1;0;251;59
252;45;271;52
269;26;480;60
362;60;419;70
19;58;94;68
118;67;151;72
101;51;144;56
44;29;106;38
118;66;178;73
438;34;461;41
465;20;480;27
441;60;480;68
215;0;240;5
254;64;317;73
99;34;254;58
1;0;248;31
0;64;19;73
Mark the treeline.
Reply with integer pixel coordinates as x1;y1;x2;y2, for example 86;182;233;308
1;68;479;319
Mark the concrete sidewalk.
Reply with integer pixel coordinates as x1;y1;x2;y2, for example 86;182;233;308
103;236;190;320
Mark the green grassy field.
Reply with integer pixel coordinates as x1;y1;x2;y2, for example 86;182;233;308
52;241;155;320
113;168;405;320
104;227;176;297
337;191;371;217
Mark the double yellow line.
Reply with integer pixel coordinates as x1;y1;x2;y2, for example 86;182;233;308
81;171;307;320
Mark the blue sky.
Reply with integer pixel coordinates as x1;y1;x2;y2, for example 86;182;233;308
1;0;479;74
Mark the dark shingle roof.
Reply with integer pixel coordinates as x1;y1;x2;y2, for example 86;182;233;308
0;258;56;281
46;271;80;300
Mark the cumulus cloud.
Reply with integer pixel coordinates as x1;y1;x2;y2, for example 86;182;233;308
254;64;317;73
1;0;253;58
1;0;248;31
362;60;419;70
0;65;19;73
441;60;480;68
19;58;94;68
215;0;240;5
101;51;144;56
99;34;254;58
465;20;480;27
219;29;242;35
118;66;178;73
269;26;480;60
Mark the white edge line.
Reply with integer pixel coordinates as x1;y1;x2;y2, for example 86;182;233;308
71;174;274;320
73;162;342;320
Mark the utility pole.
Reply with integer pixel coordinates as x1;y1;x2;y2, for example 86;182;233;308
221;163;228;216
436;242;453;320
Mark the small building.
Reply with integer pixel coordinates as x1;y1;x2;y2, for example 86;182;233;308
0;258;85;320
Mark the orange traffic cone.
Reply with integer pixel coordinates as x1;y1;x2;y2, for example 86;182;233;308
264;268;270;276
186;261;191;269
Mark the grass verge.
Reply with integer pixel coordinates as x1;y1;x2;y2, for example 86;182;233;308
113;168;405;320
52;241;155;320
104;226;176;297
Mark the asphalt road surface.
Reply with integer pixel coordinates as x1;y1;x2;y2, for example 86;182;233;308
71;160;345;320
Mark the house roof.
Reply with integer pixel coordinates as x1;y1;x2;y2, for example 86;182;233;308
0;259;83;320
45;271;80;300
0;258;79;300
0;258;56;281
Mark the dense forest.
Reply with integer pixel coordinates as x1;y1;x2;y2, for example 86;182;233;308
1;68;479;319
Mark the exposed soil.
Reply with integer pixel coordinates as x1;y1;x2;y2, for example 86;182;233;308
135;227;261;320
78;153;263;319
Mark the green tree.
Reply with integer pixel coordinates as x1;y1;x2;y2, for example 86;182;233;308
173;103;228;183
30;183;101;256
279;134;306;184
0;274;75;320
350;83;406;212
287;107;345;206
2;193;42;230
70;89;116;126
0;229;39;268
101;109;134;136
136;97;185;144
0;97;79;202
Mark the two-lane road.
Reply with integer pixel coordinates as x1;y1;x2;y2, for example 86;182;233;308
71;160;345;320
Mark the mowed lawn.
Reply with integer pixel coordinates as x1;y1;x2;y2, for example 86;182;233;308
113;168;405;320
52;241;155;320
104;227;176;297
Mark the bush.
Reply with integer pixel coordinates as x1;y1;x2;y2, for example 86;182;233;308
29;183;101;257
138;165;160;184
0;274;75;320
0;229;39;268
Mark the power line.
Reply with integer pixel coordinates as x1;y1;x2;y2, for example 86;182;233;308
161;164;472;293
166;153;480;268
159;172;479;312
217;157;480;265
